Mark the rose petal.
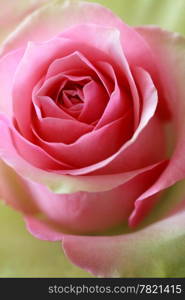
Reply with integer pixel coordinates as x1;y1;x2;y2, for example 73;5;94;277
25;196;185;277
0;48;24;117
92;66;165;175
0;118;167;193
78;80;108;124
35;114;132;168
0;159;38;213
62;209;185;277
12;37;73;138
34;117;93;144
46;51;95;80
37;96;75;120
0;115;72;170
23;160;166;234
30;67;159;174
129;27;185;213
94;62;131;129
25;217;65;242
62;24;141;128
0;0;47;43
46;50;113;96
1;0;156;80
58;67;159;175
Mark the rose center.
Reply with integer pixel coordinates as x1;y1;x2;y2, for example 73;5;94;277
55;81;87;117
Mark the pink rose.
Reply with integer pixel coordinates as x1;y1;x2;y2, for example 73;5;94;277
0;0;185;277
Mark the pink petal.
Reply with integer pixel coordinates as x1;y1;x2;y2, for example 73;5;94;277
0;115;71;170
34;117;93;144
0;159;38;214
34;159;166;233
0;0;47;43
1;1;156;81
62;209;185;277
78;80;108;124
38;96;74;120
25;203;185;277
94;62;131;129
94;116;165;175
35;114;132;168
46;51;94;80
12;37;72;138
23;161;165;234
128;27;185;214
46;50;113;96
24;162;166;235
93;66;165;175
62;24;140;128
53;67;159;175
0;48;24;117
34;73;67;102
25;217;64;242
0;117;167;193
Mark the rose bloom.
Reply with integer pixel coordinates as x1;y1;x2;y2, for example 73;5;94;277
0;0;185;277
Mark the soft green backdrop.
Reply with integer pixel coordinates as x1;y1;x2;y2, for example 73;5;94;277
0;0;185;277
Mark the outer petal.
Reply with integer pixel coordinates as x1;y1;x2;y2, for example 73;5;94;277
21;160;166;234
0;159;38;213
0;0;155;74
128;27;185;221
0;0;47;43
63;212;185;277
62;208;185;277
0;48;24;117
25;179;185;277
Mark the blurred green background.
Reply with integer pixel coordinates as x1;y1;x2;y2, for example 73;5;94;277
89;0;185;35
0;0;185;277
